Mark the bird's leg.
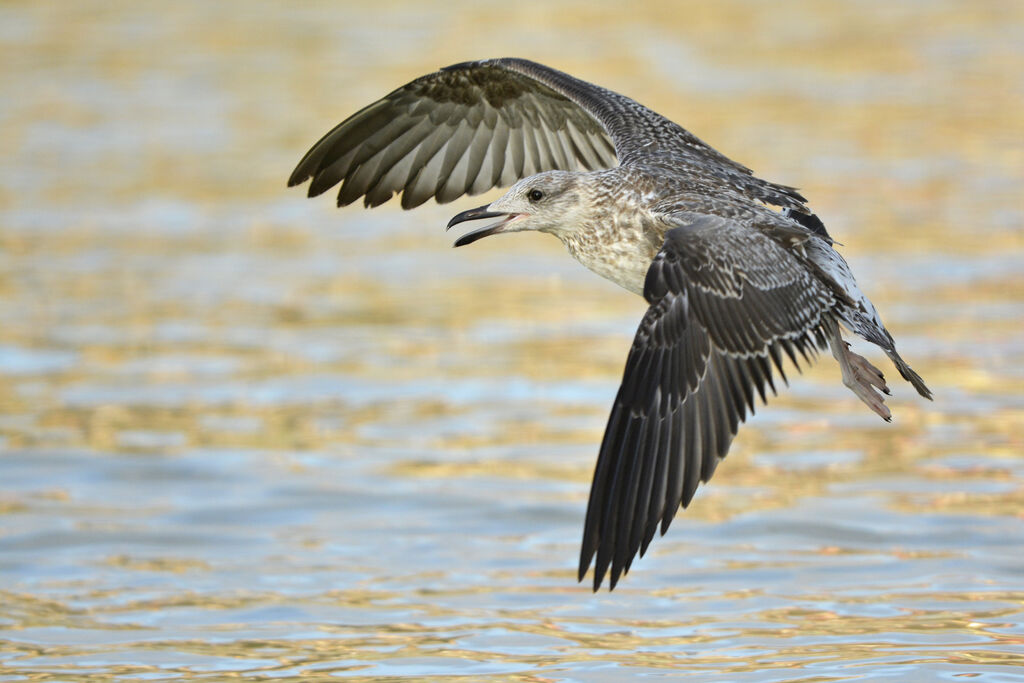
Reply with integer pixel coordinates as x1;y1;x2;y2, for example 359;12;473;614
826;321;892;422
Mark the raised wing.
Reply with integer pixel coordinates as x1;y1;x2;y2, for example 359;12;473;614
288;59;618;209
289;58;807;211
579;214;836;591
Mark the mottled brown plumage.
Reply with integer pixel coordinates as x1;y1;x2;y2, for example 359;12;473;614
289;58;932;591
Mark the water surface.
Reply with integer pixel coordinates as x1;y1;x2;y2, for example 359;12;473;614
1;1;1023;680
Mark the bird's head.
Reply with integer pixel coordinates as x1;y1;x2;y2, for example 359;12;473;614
447;171;583;246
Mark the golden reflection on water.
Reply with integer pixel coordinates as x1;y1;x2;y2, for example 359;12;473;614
1;0;1023;680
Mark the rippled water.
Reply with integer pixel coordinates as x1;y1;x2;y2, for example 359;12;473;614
2;1;1023;680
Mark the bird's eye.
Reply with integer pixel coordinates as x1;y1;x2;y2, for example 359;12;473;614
527;189;544;202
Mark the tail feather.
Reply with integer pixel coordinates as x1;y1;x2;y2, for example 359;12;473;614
885;350;933;400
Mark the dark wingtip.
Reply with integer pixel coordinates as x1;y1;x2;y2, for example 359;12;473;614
289;154;319;189
288;162;314;188
592;562;608;592
297;175;328;198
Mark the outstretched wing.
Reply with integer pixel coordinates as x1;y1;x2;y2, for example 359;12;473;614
289;58;806;210
579;214;836;591
288;59;618;209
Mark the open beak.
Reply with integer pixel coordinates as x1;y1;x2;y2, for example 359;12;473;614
447;204;525;247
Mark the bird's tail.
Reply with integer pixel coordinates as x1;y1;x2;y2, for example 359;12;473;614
835;308;933;402
883;348;933;400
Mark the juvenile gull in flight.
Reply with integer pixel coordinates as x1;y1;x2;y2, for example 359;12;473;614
289;58;932;590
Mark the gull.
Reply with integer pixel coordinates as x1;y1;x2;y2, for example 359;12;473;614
288;58;932;590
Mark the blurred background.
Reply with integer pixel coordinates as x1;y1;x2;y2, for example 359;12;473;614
1;1;1022;680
